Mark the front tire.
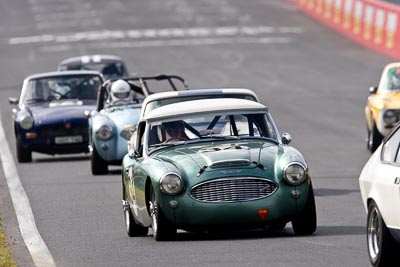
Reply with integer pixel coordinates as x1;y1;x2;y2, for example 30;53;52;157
292;183;317;235
123;184;148;237
149;186;176;241
91;144;108;175
367;201;397;267
367;119;383;153
16;140;31;163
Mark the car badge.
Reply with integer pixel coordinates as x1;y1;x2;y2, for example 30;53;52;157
65;122;72;129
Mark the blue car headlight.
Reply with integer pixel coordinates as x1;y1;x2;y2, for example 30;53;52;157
160;172;183;195
96;125;113;140
19;115;34;130
283;162;307;185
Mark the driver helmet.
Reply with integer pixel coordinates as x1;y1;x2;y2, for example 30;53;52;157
390;68;400;89
110;79;132;104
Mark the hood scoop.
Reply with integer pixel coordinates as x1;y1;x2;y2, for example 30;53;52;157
209;159;251;168
198;144;248;153
197;159;265;177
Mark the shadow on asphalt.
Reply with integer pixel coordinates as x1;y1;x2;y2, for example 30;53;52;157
158;224;366;241
314;188;359;197
32;154;90;163
314;225;365;236
174;228;296;241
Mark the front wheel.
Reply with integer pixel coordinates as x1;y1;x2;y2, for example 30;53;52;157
91;144;108;175
123;183;148;237
367;119;383;153
292;183;317;235
16;140;32;163
367;201;397;267
149;186;176;241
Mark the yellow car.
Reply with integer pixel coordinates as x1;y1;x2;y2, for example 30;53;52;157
365;62;400;152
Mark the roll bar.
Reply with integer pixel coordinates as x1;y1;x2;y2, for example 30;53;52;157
96;74;189;111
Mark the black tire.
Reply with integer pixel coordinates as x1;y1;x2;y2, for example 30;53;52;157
149;186;176;241
292;183;317;235
91;144;108;175
123;184;148;237
367;201;397;267
16;140;31;163
367;119;383;153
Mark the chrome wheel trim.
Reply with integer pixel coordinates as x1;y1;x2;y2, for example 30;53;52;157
367;206;381;263
124;209;131;232
150;200;158;236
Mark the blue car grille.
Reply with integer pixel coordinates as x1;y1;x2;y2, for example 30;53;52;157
38;125;88;137
189;177;278;203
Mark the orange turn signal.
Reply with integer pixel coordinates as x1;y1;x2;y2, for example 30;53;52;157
257;208;269;220
25;133;37;139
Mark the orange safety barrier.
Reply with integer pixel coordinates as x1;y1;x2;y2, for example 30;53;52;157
288;0;400;59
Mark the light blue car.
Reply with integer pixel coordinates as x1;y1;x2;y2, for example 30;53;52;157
88;75;188;174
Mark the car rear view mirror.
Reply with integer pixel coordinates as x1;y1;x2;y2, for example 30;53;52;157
369;86;378;94
9;97;19;105
281;132;292;145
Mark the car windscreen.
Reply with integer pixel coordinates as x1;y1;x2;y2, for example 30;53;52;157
62;62;127;79
143;94;257;117
21;75;103;103
147;111;278;151
380;67;400;92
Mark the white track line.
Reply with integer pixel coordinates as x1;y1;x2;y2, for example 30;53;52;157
0;114;55;267
8;26;303;45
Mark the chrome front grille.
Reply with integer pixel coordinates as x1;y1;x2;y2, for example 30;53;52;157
189;177;278;203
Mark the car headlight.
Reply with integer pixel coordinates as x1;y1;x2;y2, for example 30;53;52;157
19;115;34;130
96;125;113;140
283;163;307;185
383;110;399;124
160;172;183;195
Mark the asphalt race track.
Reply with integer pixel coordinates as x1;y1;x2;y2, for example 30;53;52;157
0;1;394;266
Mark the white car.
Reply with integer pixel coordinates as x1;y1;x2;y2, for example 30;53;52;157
359;123;400;267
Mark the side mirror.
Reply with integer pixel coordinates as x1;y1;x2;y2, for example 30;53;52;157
369;86;378;94
84;110;97;119
9;97;19;105
128;148;139;159
281;132;292;145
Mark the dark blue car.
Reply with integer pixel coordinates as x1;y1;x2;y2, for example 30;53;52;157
9;70;104;162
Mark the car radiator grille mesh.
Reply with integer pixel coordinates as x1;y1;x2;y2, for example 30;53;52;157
189;177;277;203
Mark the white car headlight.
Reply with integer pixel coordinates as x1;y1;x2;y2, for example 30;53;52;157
19;115;34;130
383;109;399;125
96;125;113;140
160;173;183;195
283;163;307;185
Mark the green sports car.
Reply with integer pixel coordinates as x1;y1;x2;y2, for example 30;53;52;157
122;98;317;241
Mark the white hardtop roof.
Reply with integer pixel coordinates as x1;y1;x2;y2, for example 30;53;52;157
25;70;103;80
142;88;259;105
144;98;267;122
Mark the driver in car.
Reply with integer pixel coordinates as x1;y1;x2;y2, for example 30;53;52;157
162;121;189;143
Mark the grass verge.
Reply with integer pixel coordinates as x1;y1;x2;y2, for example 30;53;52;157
0;215;17;267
